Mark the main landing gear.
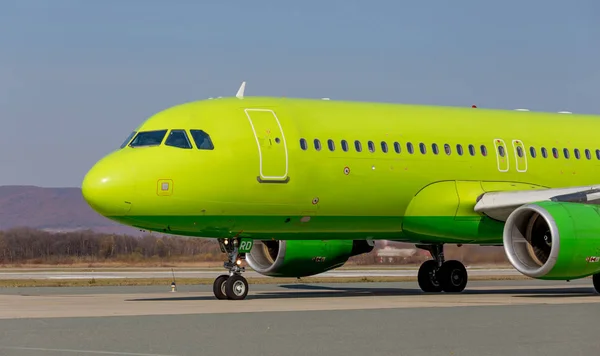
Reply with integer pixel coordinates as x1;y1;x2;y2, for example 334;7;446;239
213;237;249;300
416;244;468;293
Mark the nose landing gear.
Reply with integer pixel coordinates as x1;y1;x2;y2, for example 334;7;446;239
213;238;249;300
416;244;468;293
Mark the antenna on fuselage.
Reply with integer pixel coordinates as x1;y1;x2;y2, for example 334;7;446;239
236;81;246;99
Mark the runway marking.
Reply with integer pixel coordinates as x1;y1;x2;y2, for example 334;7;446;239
46;276;122;279
0;346;179;356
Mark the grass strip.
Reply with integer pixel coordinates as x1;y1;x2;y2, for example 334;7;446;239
0;275;533;288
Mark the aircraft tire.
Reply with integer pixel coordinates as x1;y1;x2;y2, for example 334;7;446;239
225;274;249;300
418;260;443;293
593;274;600;294
213;275;229;300
438;260;468;293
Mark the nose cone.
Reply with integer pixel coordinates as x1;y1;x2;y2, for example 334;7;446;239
82;155;134;217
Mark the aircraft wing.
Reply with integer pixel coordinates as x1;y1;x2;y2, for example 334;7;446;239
474;185;600;221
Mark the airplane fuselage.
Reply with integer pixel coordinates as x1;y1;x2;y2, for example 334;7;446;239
82;97;600;245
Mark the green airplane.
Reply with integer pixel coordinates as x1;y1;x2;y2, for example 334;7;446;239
82;82;600;300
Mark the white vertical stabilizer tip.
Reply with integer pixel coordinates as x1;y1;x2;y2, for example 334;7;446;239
236;81;246;99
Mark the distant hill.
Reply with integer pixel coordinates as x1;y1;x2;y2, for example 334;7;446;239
0;185;509;264
0;185;140;234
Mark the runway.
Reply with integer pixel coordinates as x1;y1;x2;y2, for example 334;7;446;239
0;280;598;356
0;267;520;280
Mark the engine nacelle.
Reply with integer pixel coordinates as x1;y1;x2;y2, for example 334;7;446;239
246;239;374;277
503;201;600;280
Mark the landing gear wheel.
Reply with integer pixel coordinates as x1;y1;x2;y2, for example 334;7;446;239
593;274;600;294
215;237;249;300
418;260;443;292
213;275;229;300
438;260;468;293
225;275;249;300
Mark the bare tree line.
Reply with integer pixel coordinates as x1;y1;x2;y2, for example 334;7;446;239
0;228;222;265
0;228;508;266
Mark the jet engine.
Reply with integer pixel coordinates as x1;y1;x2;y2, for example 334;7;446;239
503;201;600;280
246;239;374;277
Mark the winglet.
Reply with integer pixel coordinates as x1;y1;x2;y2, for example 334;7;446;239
236;81;246;99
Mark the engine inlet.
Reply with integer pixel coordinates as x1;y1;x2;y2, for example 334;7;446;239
503;204;559;278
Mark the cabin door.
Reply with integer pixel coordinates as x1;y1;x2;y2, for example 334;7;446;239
244;108;289;183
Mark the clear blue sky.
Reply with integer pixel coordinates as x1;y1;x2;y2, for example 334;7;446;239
1;0;598;187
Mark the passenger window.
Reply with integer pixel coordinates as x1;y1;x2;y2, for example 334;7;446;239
165;129;192;149
517;146;524;158
419;143;426;154
498;146;505;157
407;142;414;154
529;147;536;158
129;129;168;147
189;130;215;150
541;147;548;158
552;148;559;158
574;149;580;159
300;138;308;150
394;142;401;153
444;144;451;155
355;140;362;152
432;143;439;155
381;141;388;153
327;139;335;151
341;140;349;152
480;145;488;156
314;139;321;151
368;141;375;153
586;149;592;160
563;148;570;159
468;144;475;156
596;149;600;160
120;131;136;149
456;144;463;156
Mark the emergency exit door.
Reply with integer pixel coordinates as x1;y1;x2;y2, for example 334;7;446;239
493;138;509;172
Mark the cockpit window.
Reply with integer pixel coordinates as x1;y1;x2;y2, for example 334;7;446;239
190;130;214;150
165;129;192;149
120;131;136;149
129;130;168;147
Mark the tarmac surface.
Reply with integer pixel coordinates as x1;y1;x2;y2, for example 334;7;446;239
0;279;599;356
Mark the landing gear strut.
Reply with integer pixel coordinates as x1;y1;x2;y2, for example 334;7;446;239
213;237;249;300
416;244;468;293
